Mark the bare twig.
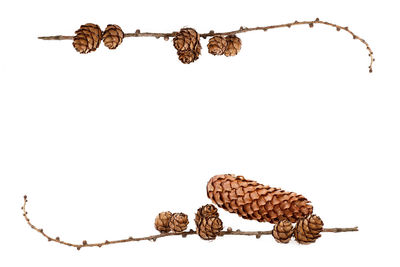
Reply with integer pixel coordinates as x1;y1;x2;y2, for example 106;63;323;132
37;18;374;72
22;195;358;250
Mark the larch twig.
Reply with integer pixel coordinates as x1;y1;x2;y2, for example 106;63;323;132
38;18;374;72
22;195;358;250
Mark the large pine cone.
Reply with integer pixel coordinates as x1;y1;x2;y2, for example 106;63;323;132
173;28;201;64
272;220;294;243
197;216;223;240
207;36;227;56
207;174;313;224
224;35;241;57
169;213;189;232
103;24;124;49
294;215;324;244
154;211;172;233
73;23;102;54
194;204;219;228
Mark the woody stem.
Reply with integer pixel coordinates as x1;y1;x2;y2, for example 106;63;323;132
37;18;374;72
22;195;358;250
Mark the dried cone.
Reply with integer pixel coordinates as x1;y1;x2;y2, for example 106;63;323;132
198;216;223;240
169;213;189;232
207;174;313;224
194;204;219;228
207;36;227;56
272;220;294;243
173;28;201;64
154;211;172;233
224;35;242;57
73;23;102;54
294;215;324;244
103;24;124;49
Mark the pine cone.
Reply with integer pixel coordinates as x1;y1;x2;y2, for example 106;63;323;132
73;23;102;54
173;28;201;64
272;220;294;243
103;24;124;49
197;216;223;240
207;36;227;56
194;204;219;228
178;50;198;64
169;213;189;232
224;35;241;57
154;211;172;233
294;215;324;244
207;174;313;224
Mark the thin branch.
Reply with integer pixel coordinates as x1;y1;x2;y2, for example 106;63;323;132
22;195;358;250
38;18;374;72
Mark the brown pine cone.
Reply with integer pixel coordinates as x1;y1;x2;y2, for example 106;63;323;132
207;36;227;56
197;216;223;240
207;174;313;224
103;24;124;49
73;23;102;54
224;35;242;57
178;50;198;64
272;220;294;243
154;211;172;233
168;213;189;232
173;28;201;64
194;204;219;228
294;215;324;244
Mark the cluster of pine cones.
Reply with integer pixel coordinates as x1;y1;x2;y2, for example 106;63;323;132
272;214;324;244
154;204;223;240
155;174;325;244
173;28;242;63
155;205;323;244
72;23;242;64
154;212;189;233
73;23;124;53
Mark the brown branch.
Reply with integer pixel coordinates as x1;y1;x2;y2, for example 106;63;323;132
22;195;358;250
37;18;374;72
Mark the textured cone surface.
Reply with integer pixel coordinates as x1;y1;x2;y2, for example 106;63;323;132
197;217;223;240
224;35;241;57
272;220;294;243
194;204;219;228
294;215;324;244
154;211;172;233
207;36;227;56
173;28;201;64
103;24;124;49
207;174;313;223
169;213;189;232
73;23;102;54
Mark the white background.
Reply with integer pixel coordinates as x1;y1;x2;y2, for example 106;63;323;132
1;0;399;266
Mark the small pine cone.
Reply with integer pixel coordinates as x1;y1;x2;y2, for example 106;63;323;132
207;174;313;224
169;213;189;232
73;23;102;54
178;50;197;64
207;36;227;56
103;24;124;49
294;215;324;244
194;204;219;228
224;35;242;57
154;211;172;233
173;28;201;64
197;217;223;240
272;220;294;243
173;28;200;52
